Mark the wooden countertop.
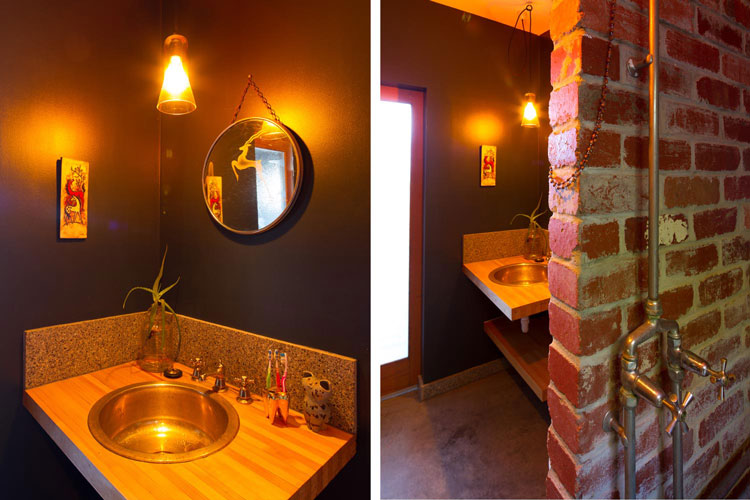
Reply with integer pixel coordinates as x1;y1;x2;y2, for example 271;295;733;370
24;362;355;500
463;255;550;320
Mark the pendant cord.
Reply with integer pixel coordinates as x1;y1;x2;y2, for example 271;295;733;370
548;0;616;189
231;75;282;125
507;4;533;78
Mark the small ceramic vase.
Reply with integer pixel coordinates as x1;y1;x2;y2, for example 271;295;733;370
301;371;332;433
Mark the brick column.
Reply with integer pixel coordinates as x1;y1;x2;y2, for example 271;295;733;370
545;0;750;498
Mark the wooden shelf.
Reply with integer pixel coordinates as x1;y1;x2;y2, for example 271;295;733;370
484;315;551;401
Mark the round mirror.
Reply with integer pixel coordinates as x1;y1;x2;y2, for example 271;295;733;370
202;117;303;234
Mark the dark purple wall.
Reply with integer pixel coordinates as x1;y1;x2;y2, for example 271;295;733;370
0;1;161;497
158;1;370;497
0;1;369;497
382;0;553;383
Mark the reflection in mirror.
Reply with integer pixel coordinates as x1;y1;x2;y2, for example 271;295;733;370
202;117;303;234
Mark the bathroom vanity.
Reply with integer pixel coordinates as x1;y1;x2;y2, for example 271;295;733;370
462;230;552;401
23;313;357;500
25;362;354;500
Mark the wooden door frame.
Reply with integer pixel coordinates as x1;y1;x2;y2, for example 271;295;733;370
379;84;424;396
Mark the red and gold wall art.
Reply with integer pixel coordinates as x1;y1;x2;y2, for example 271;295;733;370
480;145;496;187
59;157;89;239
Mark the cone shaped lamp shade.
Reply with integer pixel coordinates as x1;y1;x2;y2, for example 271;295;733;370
157;35;196;115
521;93;539;128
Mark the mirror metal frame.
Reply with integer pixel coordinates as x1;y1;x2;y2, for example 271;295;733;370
202;116;304;235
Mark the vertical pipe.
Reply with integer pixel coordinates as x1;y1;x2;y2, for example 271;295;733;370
672;380;683;498
647;0;660;305
623;390;638;498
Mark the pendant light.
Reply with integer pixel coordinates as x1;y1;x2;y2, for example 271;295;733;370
522;92;540;128
509;3;540;128
157;34;196;115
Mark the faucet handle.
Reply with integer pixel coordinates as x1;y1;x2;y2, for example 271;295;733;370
209;360;228;392
234;375;254;404
708;358;736;401
190;357;206;381
664;392;694;436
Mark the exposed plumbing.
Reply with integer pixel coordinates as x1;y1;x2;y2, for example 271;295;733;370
602;0;737;498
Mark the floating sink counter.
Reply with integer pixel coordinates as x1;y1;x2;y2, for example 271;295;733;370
462;230;552;401
462;255;550;320
23;313;357;500
24;362;355;500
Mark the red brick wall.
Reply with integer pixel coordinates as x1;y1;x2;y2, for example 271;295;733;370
546;0;750;497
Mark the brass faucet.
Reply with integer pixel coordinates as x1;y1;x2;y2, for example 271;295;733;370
207;360;228;393
190;357;228;393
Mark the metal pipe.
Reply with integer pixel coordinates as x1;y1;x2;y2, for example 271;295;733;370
672;379;683;498
647;0;660;307
623;389;638;498
646;0;687;493
612;0;666;497
623;320;660;360
664;319;686;498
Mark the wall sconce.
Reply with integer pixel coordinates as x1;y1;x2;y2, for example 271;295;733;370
157;34;196;115
521;92;539;128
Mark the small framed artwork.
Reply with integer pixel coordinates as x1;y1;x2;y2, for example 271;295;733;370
480;145;496;187
59;157;89;239
205;173;224;223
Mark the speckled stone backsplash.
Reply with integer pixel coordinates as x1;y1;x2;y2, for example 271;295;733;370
24;312;146;389
175;315;357;434
463;229;549;263
24;313;357;434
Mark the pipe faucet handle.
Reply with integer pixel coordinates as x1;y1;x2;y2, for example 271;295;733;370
709;358;736;401
190;357;206;381
664;391;694;436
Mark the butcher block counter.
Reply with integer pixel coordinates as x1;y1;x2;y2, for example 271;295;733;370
462;255;550;320
24;361;355;500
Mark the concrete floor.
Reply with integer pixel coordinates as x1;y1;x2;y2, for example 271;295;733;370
381;367;551;499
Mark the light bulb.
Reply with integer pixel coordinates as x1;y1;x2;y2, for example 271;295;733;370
521;93;540;128
163;56;190;95
157;35;196;115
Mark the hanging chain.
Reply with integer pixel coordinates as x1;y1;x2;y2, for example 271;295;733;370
549;0;616;190
231;74;282;125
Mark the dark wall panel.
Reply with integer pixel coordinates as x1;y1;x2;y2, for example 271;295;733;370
0;0;161;496
158;1;370;496
382;0;552;383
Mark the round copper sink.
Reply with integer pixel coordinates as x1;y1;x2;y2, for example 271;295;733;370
489;262;548;286
88;381;239;463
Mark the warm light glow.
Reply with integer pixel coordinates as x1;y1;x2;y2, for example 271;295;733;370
521;93;540;128
163;56;190;95
157;35;196;115
464;113;502;143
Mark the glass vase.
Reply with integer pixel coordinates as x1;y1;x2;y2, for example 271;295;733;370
524;225;547;262
137;303;176;372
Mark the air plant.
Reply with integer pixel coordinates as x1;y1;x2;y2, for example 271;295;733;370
510;195;547;232
123;247;181;352
511;195;549;261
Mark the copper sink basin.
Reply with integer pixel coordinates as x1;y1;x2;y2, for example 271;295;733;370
88;381;239;463
489;262;548;286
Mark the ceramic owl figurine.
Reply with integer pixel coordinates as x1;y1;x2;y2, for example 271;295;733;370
301;371;332;432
